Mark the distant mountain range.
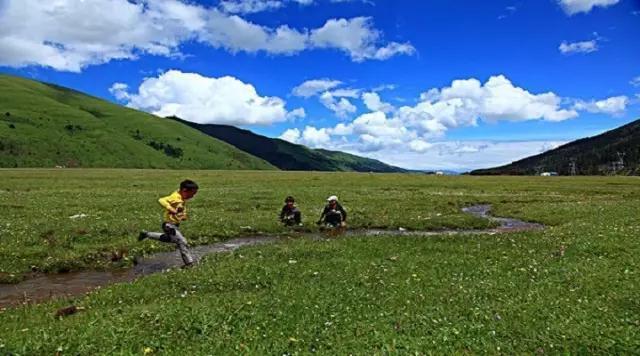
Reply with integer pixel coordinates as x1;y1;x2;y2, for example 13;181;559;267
171;118;406;173
470;119;640;175
0;74;404;172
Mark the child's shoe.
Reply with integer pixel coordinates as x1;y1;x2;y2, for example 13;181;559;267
138;231;148;241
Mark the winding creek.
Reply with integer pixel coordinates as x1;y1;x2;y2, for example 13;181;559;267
0;205;543;308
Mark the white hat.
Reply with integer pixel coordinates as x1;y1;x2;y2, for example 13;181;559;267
327;195;338;202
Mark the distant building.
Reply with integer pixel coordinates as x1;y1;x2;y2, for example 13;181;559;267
540;172;558;176
435;171;445;176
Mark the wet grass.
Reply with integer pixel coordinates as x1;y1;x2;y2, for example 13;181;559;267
0;169;639;353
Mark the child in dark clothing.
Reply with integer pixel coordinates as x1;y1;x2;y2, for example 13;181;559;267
280;196;302;226
317;195;347;227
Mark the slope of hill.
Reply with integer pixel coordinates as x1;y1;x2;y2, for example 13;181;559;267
170;118;406;172
470;119;640;175
0;74;276;170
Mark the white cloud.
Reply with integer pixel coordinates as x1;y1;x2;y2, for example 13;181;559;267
319;92;357;118
362;92;394;113
309;17;415;62
292;79;343;97
280;74;580;158
219;0;284;14
275;129;570;171
0;0;413;72
109;83;130;101
630;76;640;87
351;111;410;140
292;79;361;118
279;128;301;143
329;123;353;136
279;75;627;170
281;126;332;147
371;84;397;92
301;126;332;147
558;0;620;15
559;40;598;54
408;139;432;153
114;70;296;125
357;140;570;171
286;107;307;120
330;88;361;98
399;75;578;136
218;0;367;14
0;0;199;72
573;95;628;115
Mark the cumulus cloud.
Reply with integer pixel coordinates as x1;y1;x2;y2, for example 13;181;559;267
108;83;130;101
557;0;620;15
330;88;361;98
111;70;299;125
630;76;640;87
573;95;628;115
292;79;343;97
309;17;415;62
0;0;200;72
279;74;627;170
401;75;578;132
280;74;582;158
292;78;360;118
300;126;332;146
319;92;357;118
559;40;598;54
293;79;393;118
219;0;284;14
279;126;331;147
279;128;301;143
0;0;413;72
408;139;432;153
362;92;394;113
286;107;307;120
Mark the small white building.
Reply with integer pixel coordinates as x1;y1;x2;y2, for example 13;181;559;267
540;172;558;176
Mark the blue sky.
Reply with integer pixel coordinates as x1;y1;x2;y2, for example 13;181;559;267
1;0;639;171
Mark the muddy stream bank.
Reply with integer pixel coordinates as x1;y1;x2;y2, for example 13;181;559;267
0;205;543;308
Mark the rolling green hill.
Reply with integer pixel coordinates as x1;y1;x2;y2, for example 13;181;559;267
171;118;406;172
470;118;640;175
0;74;276;170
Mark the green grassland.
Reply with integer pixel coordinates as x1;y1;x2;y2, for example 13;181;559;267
1;170;639;354
0;75;275;170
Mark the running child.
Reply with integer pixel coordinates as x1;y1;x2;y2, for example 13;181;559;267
139;179;199;267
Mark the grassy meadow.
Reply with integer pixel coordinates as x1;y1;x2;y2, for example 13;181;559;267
1;169;639;354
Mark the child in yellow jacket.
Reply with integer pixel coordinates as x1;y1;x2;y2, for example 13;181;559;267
139;179;199;266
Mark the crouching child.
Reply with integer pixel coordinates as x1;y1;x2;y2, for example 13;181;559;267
317;195;347;228
139;179;199;267
280;196;302;226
